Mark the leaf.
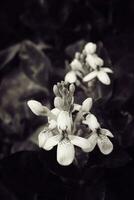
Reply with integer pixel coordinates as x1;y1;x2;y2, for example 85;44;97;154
0;44;20;70
19;40;52;86
65;40;86;58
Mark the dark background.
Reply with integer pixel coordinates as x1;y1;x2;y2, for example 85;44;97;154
0;0;134;199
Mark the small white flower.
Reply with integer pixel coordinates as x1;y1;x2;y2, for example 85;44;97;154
83;67;113;85
86;54;104;69
82;113;100;131
65;58;83;84
86;128;114;154
43;133;91;166
65;71;77;83
70;58;83;71
84;42;97;55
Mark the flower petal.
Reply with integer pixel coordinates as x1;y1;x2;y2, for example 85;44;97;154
93;54;104;67
86;54;97;69
38;131;53;150
101;67;113;73
48;119;57;130
27;100;49;116
57;139;75;166
73;104;81;112
48;108;60;129
44;134;62;150
50;108;61;117
86;132;98;152
101;128;114;138
97;71;111;85
68;135;90;151
65;71;77;83
83;113;100;131
97;135;113;155
82;98;93;113
83;71;98;82
84;42;97;54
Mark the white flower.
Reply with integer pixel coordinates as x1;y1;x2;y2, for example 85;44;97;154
82;111;114;154
73;98;98;128
83;67;113;85
83;42;97;54
82;113;100;131
65;58;83;84
70;58;83;71
86;54;104;69
27;97;94;166
65;71;77;83
86;128;114;154
43;133;91;166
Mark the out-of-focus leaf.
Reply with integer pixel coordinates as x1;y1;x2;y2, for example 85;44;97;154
0;44;20;70
0;68;48;140
11;140;38;154
65;40;86;58
19;40;52;86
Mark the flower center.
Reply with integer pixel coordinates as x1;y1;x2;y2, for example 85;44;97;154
61;130;69;141
96;65;101;71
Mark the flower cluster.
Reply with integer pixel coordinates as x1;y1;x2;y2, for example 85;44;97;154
65;42;113;85
27;81;113;166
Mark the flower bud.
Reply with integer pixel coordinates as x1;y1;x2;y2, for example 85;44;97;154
54;97;64;109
